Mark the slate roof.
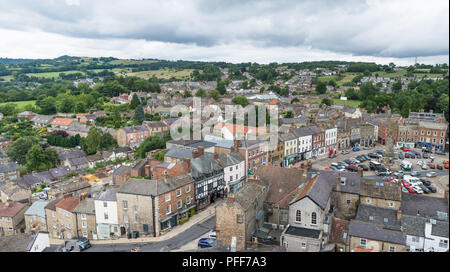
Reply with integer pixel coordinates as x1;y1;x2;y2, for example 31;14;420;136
24;200;49;218
316;170;361;195
190;153;223;179
360;179;402;201
216;152;245;167
291;172;332;210
58;150;86;161
401;215;427;237
113;165;132;176
154;173;194;195
31;114;54;124
94;189;117;201
281;117;306;125
293;126;315;137
329;216;350;245
284;226;322;239
73;198;95;214
355;204;402;231
0;162;19;173
349;220;406;245
122;125;149;133
431;221;449;238
86;153;103;162
239;140;267;149
143;121;167;128
279;133;297;142
254;165;307;207
233;182;266;211
14;174;45;188
401;194;449;221
186;141;216;149
68;156;88;166
203;135;234;149
165;147;193;159
45;198;61;211
0;233;36;252
117;179;157;196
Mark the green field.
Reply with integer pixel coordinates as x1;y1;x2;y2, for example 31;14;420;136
109;59;158;65
25;70;86;78
0;100;36;110
305;98;361;107
119;68;194;80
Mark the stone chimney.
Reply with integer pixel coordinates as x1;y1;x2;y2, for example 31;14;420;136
397;207;402;221
233;140;240;152
182;157;191;173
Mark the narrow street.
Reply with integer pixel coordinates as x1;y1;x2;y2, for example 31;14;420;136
84;217;215;252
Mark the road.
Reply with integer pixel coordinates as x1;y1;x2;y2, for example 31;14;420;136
84;217;215;252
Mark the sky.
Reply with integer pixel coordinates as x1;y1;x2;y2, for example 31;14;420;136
0;0;448;65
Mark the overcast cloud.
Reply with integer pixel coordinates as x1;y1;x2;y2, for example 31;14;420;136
0;0;448;64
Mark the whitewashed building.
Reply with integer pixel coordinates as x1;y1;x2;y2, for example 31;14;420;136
293;127;313;161
216;152;246;194
94;189;120;239
325;127;338;151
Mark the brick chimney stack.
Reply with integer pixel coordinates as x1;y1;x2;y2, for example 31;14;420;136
233;140;240;152
182;157;191;173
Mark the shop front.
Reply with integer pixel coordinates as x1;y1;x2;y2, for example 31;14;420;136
160;214;178;232
284;153;299;167
177;204;196;225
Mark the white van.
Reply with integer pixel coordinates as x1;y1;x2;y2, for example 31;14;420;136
400;160;412;171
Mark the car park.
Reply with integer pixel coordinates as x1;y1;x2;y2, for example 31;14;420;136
426;172;437;178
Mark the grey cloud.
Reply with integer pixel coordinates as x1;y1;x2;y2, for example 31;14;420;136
0;0;448;59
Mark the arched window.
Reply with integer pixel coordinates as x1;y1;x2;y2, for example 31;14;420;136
295;210;301;222
311;212;317;225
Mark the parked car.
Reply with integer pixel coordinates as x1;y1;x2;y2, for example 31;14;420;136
393;171;404;178
368;153;379;159
411;185;423;194
415;153;422;159
375;150;385;156
376;169;392;176
423;153;429;159
445;164;449;169
426;172;437;178
358;164;369;171
418;184;431;194
209;231;217;239
363;146;372;150
405;152;415;158
347;165;359;172
429;154;435;159
435;150;446;155
398;153;404;159
403;185;416;194
198;238;216;248
344;159;353;165
410;171;421;177
429;163;435;169
418;179;431;186
324;167;333;170
417;161;423;166
338;161;348;167
329;153;337;159
401;147;411;152
363;155;371;161
73;237;91;251
437;164;443;170
421;164;429;170
329;165;339;171
342;150;350;155
426;185;437;193
352;147;360;152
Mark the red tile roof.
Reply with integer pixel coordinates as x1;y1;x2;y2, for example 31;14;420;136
0;202;27;217
55;197;80;212
50;118;74;126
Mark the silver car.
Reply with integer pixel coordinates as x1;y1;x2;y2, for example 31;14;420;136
426;172;438;177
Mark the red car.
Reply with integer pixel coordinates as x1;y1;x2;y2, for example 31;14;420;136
401;148;411;152
404;185;416;194
445;164;449;169
349;163;356;167
429;164;435;169
401;180;411;187
324;167;332;170
437;164;443;170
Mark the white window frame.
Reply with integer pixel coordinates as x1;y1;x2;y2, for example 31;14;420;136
186;185;190;193
165;193;171;202
389;246;395;252
166;205;171;215
360;238;367;246
177;200;182;209
186;196;191;205
81;213;87;220
295;210;301;223
82;221;87;228
311;212;317;225
176;189;181;197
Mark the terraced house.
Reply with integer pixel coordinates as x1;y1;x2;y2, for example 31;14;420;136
117;125;150;148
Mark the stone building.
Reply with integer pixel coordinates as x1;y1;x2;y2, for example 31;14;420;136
0;202;28;236
24;200;48;234
215;181;266;251
73;197;97;240
359;179;402;210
